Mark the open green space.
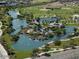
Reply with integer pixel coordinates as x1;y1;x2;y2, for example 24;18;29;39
0;3;79;59
11;51;32;59
17;5;79;22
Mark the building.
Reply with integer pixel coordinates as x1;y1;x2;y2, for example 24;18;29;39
0;0;31;6
0;1;18;6
40;17;60;24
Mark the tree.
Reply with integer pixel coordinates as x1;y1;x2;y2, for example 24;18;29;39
12;35;19;42
32;48;39;57
54;40;61;46
43;44;50;52
24;12;33;20
69;39;77;46
74;27;77;33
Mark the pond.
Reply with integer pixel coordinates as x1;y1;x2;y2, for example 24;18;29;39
8;10;75;51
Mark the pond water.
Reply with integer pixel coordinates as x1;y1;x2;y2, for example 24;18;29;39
8;10;75;51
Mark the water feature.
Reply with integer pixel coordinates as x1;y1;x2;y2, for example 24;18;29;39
8;10;75;51
8;10;28;35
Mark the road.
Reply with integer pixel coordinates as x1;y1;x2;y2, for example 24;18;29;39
0;44;9;59
35;48;79;59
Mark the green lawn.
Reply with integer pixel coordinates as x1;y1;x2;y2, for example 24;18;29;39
32;0;50;3
65;24;79;26
2;33;12;46
13;51;32;59
49;38;79;49
17;5;79;19
59;19;79;26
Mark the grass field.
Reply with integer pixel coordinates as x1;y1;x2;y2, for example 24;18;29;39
17;5;79;18
32;0;51;3
13;51;32;59
17;5;79;27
